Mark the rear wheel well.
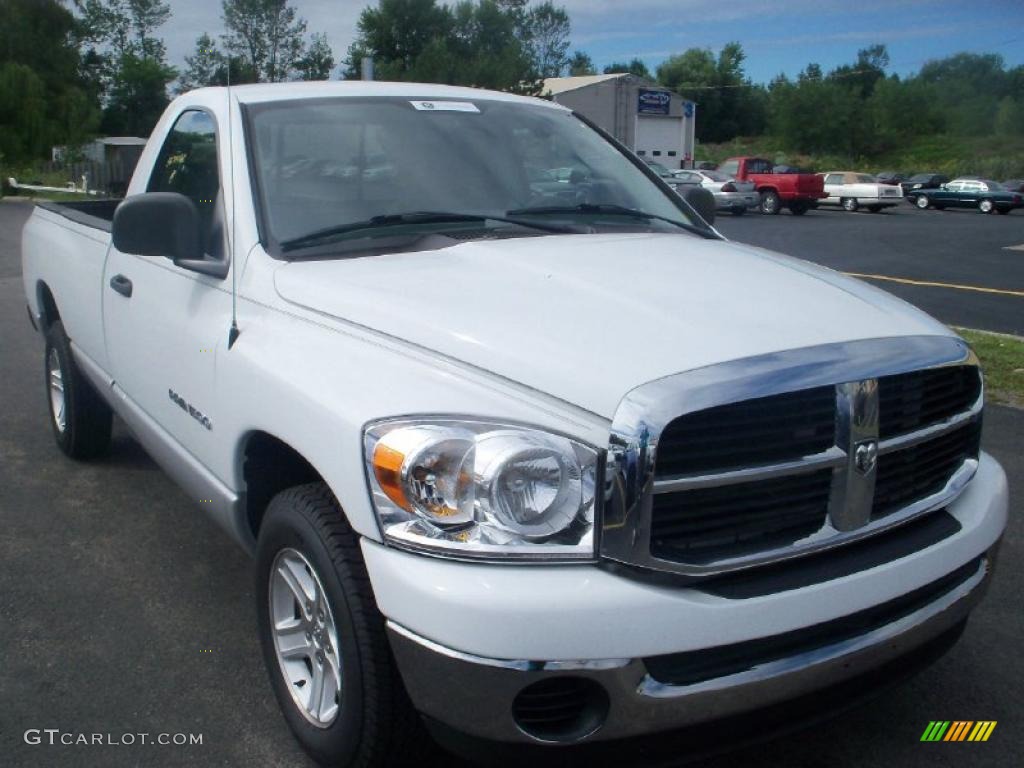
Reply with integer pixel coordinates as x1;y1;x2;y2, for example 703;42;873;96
37;282;60;329
243;432;321;537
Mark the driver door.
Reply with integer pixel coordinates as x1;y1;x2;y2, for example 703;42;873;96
102;110;232;472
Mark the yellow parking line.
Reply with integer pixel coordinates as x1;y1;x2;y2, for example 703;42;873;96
845;272;1024;298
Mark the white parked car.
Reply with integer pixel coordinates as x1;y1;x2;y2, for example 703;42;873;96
819;171;903;212
672;169;760;215
21;81;1007;765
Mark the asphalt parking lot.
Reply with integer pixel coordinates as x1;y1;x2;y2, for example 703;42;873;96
0;199;1021;768
715;203;1024;336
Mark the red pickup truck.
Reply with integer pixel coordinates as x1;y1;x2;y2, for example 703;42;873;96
718;157;826;215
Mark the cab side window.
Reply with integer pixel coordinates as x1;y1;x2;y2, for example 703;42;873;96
148;110;221;256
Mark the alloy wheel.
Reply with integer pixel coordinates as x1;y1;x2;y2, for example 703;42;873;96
48;348;66;433
269;547;343;728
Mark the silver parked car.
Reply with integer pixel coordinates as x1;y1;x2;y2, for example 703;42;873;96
672;169;760;215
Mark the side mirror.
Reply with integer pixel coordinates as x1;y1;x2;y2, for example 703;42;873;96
683;185;716;226
112;192;228;278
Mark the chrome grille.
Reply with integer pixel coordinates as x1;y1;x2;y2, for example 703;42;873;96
651;469;833;563
602;337;983;577
878;366;981;438
873;421;982;519
656;388;835;476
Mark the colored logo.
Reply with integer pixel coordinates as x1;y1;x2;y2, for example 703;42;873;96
920;721;997;742
638;88;671;115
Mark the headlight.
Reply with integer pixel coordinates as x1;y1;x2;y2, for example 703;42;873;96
364;418;598;559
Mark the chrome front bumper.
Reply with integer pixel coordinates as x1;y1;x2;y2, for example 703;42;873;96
388;553;994;745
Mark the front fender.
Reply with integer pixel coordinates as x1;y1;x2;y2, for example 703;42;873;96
214;301;610;541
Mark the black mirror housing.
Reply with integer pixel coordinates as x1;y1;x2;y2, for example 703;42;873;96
112;192;203;262
683;185;716;226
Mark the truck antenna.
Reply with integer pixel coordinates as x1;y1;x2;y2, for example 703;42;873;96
226;58;240;349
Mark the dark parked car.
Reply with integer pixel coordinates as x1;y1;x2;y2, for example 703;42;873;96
875;171;907;185
911;178;1022;214
1002;179;1024;193
901;173;949;197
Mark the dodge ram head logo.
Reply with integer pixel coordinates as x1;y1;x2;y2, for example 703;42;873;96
854;440;878;475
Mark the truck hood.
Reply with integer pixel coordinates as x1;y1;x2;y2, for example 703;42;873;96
274;233;951;418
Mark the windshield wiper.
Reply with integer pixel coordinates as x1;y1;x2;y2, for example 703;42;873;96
506;203;713;237
279;211;576;251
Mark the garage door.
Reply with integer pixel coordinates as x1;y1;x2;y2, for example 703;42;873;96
635;116;683;163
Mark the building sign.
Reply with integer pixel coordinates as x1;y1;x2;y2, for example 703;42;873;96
638;89;671;115
684;101;695;118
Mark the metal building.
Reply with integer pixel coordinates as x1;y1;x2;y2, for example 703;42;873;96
542;73;697;169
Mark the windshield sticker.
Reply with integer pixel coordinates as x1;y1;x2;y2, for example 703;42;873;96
410;100;480;113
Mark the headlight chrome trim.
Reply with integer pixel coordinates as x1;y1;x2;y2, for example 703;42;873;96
363;415;604;563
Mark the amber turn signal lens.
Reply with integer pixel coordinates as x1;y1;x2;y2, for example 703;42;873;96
373;443;411;511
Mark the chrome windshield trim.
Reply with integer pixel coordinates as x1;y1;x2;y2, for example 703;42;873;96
653;447;846;493
602;335;979;577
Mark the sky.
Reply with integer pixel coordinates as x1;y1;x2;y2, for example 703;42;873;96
158;0;1024;83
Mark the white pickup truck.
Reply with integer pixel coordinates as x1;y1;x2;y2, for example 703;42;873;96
22;82;1007;765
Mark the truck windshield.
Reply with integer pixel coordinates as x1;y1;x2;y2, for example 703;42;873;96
246;97;705;253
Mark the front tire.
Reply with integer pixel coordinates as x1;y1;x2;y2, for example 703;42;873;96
44;320;112;459
841;197;859;212
760;189;781;215
979;199;994;214
255;483;429;767
915;194;930;209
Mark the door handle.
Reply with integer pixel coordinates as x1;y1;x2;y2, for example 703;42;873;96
109;274;133;298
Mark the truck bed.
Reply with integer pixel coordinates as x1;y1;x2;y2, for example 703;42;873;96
37;199;121;232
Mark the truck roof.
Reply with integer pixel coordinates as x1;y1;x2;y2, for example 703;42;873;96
184;80;567;109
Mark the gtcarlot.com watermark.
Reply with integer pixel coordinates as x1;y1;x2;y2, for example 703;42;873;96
24;729;202;747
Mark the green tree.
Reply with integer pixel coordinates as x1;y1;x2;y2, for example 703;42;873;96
918;52;1007;135
343;0;451;80
768;68;860;154
0;0;100;160
524;1;570;78
101;52;175;135
658;42;761;142
296;32;335;81
866;76;942;152
345;0;544;94
75;0;175;136
0;63;49;164
603;58;650;78
222;0;308;82
178;33;224;92
178;33;258;91
994;96;1024;137
829;44;889;98
566;50;594;76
